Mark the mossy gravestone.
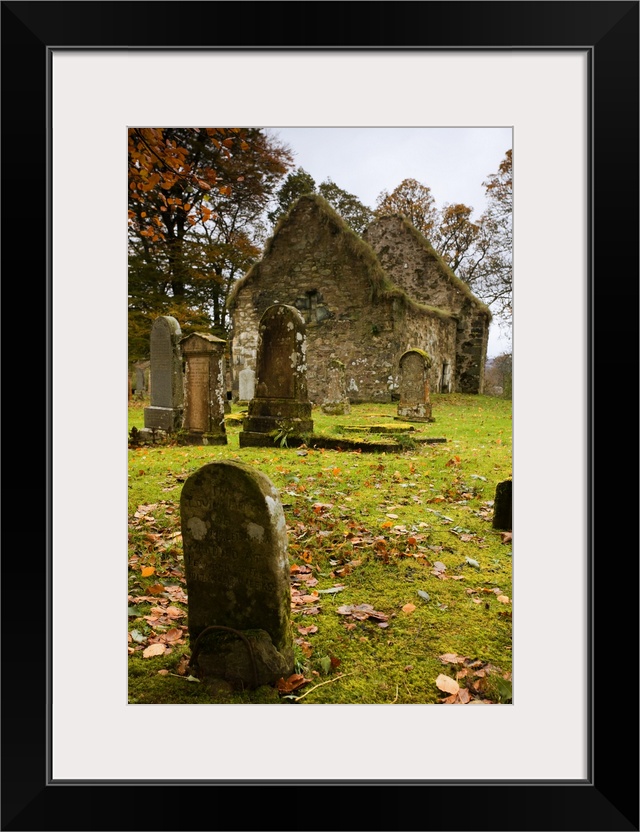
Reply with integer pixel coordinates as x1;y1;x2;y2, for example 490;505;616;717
180;460;294;689
321;357;350;415
239;304;313;447
395;348;434;423
179;332;227;446
143;315;184;431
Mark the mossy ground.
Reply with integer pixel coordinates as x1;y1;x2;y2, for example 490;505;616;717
128;393;512;705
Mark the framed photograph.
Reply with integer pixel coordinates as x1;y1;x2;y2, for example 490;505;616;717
3;2;637;830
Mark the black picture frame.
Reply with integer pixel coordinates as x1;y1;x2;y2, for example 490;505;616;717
2;2;638;830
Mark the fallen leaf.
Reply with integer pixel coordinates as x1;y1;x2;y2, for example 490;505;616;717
295;640;313;657
175;656;190;676
402;603;416;614
336;603;388;622
436;674;460;695
276;673;309;693
141;566;155;577
147;583;165;595
457;687;471;703
501;531;512;544
439;653;463;664
142;643;166;658
440;693;458;703
157;669;169;676
417;590;430;602
497;595;510;604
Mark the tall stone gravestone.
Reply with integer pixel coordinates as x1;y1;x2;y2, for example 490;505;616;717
180;460;294;689
133;360;150;397
238;367;255;403
143;316;184;431
179;332;227;445
320;357;350;415
239;304;314;447
396;348;435;422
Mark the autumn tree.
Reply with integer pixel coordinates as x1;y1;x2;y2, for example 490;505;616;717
268;168;374;234
475;149;513;324
267;167;316;225
484;352;513;399
128;128;293;362
434;202;487;285
374;178;438;237
374;153;512;328
437;152;512;326
317;179;374;234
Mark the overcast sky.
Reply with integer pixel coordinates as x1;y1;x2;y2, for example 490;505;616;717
265;127;512;357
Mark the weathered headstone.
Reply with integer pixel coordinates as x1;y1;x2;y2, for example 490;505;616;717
395;348;434;422
179;333;228;445
238;367;255;402
492;478;512;531
180;460;294;689
143;316;184;431
133;360;150;397
239;304;314;447
320;357;351;415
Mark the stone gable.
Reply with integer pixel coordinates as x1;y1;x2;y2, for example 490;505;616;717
363;215;491;394
228;194;488;401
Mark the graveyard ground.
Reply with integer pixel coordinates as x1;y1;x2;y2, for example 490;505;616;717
128;394;512;705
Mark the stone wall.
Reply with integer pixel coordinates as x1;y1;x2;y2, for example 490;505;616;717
229;196;459;404
363;215;490;393
455;301;488;394
398;307;457;394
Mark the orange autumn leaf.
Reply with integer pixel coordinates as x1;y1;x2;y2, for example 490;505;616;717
402;603;416;614
147;583;165;595
276;673;308;693
162;628;183;643
141;566;155;577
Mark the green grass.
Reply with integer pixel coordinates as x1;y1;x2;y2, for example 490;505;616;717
128;393;512;705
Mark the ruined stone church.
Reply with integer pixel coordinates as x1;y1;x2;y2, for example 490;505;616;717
226;194;490;404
